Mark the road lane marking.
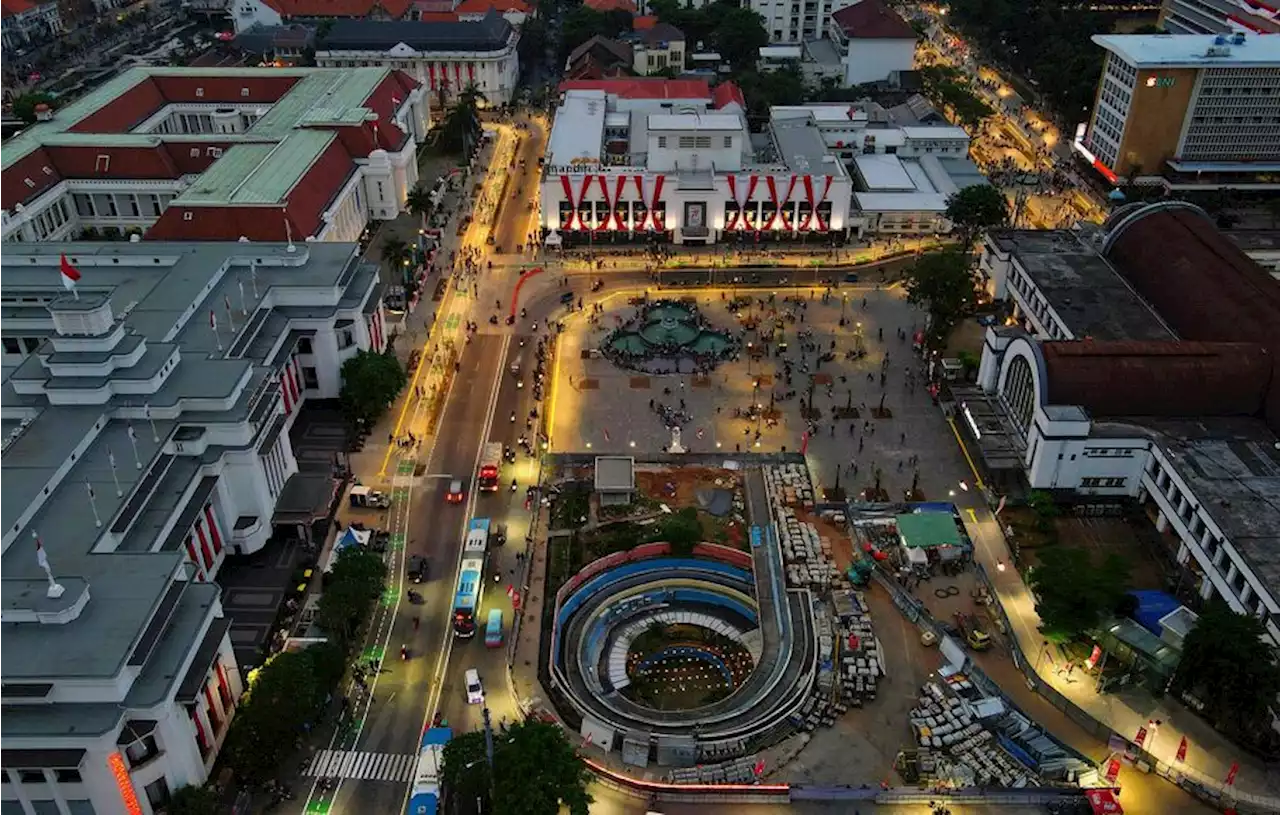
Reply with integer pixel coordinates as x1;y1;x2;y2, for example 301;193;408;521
304;750;415;782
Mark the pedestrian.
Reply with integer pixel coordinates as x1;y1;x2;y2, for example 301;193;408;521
859;437;865;452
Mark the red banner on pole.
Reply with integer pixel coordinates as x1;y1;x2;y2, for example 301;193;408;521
1225;762;1239;787
1134;726;1149;749
800;431;810;455
1085;788;1124;815
1176;736;1188;763
1104;757;1122;784
1086;644;1103;670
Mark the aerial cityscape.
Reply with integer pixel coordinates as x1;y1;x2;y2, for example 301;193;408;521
2;0;1279;813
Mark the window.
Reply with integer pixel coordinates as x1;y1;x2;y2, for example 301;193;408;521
297;337;313;354
1080;477;1126;489
657;136;667;148
302;366;319;389
95;154;110;173
241;87;250;97
22;337;40;353
54;769;82;783
124;734;160;768
206;147;223;158
724;136;732;148
337;328;355;349
143;777;171;809
17;770;44;783
3;338;20;354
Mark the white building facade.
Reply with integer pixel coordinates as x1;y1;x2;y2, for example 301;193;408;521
316;12;520;106
540;84;852;247
0;241;388;814
1;0;64;50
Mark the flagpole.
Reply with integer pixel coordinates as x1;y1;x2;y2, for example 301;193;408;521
107;447;123;496
33;531;65;599
250;260;259;299
239;277;248;316
127;425;143;469
225;295;237;334
85;481;102;527
145;402;159;443
210;310;223;352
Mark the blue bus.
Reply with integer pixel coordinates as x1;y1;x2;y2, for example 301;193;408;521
484;609;504;648
406;727;451;815
452;518;490;637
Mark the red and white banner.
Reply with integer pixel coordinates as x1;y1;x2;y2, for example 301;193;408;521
467;63;475;85
1225;762;1239;787
777;175;798;231
632;175;646;229
650;174;666;230
765;175;798;231
1085;788;1123;815
806;174;834;230
1176;736;1188;763
428;64;436;90
1104;756;1122;784
1133;726;1148;749
1086;644;1103;670
595;174;611;233
559;175;594;230
454;63;462;91
559;175;577;230
612;175;627;230
727;174;756;230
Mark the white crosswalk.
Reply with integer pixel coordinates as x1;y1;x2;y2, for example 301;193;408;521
304;749;416;783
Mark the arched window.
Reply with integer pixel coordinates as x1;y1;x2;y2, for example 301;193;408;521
1001;355;1036;436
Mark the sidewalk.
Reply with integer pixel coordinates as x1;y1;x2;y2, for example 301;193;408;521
953;449;1280;808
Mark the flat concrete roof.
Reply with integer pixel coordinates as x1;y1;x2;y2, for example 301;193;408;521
1111;417;1280;600
594;456;636;491
1093;33;1280;68
0;241;376;688
547;90;606;168
988;229;1176;342
856;154;914;190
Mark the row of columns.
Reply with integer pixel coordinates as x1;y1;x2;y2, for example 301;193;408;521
183;503;225;581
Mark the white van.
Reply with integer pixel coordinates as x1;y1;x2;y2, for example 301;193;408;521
464;668;484;705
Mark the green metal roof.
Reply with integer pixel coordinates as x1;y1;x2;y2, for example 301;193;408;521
895;512;964;549
248;69;389;139
173;130;337;205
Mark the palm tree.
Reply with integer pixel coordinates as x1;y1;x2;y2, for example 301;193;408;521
439;84;486;156
381;236;412;279
405;183;433;224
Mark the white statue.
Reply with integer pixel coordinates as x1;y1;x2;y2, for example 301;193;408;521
669;426;686;454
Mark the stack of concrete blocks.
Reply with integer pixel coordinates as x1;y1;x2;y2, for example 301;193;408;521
665;756;760;784
764;463;815;508
836;590;881;705
791;694;844;733
909;682;1035;788
777;508;841;589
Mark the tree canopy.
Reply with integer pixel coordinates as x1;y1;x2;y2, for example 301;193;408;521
165;784;222;815
317;547;387;648
1026;546;1131;643
560;6;633;61
442;720;593;815
945;184;1010;247
340;349;407;431
649;0;768;71
436;85;485;155
942;0;1107;119
1171;602;1280;749
222;642;345;783
900;249;982;351
919;65;994;130
12;92;57;124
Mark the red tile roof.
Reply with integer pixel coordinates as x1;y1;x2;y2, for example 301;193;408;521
584;0;636;11
1041;340;1274;420
261;0;412;18
1;0;35;18
413;11;458;20
712;81;745;109
558;78;711;100
455;0;529;14
1104;204;1280;432
70;74;302;134
2;148;61;209
632;14;657;30
43;145;179;180
831;0;916;39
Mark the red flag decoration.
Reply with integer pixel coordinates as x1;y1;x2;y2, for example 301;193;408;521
1225;761;1239;787
60;254;81;291
1084;788;1124;814
800;431;810;455
1086;644;1103;670
1104;756;1122;784
753;759;766;776
847;633;860;650
209;310;218;331
512;591;521;610
1133;725;1148;749
602;428;610;442
1175;735;1188;763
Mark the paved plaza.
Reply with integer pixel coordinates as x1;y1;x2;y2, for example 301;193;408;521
550;285;982;506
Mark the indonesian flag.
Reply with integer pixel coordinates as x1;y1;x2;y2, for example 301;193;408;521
60;254;81;291
602;429;611;442
209;310;218;331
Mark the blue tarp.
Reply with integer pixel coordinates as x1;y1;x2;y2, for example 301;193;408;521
1128;590;1181;636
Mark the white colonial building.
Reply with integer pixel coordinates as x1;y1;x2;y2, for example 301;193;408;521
541;79;852;246
1;66;430;245
0;240;389;814
951;203;1280;645
315;11;521;106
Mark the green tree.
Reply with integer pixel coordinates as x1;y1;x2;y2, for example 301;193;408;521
733;65;807;121
406;184;434;223
222;643;344;783
164;784;222;815
653;506;702;556
1171;602;1280;746
901;249;981;351
1026;546;1131;643
339;349;407;430
445;721;593;815
382;235;412;270
1026;489;1060;533
437;85;486;155
711;6;769;71
317;547;387;646
946;184;1010;247
12;92;57;124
